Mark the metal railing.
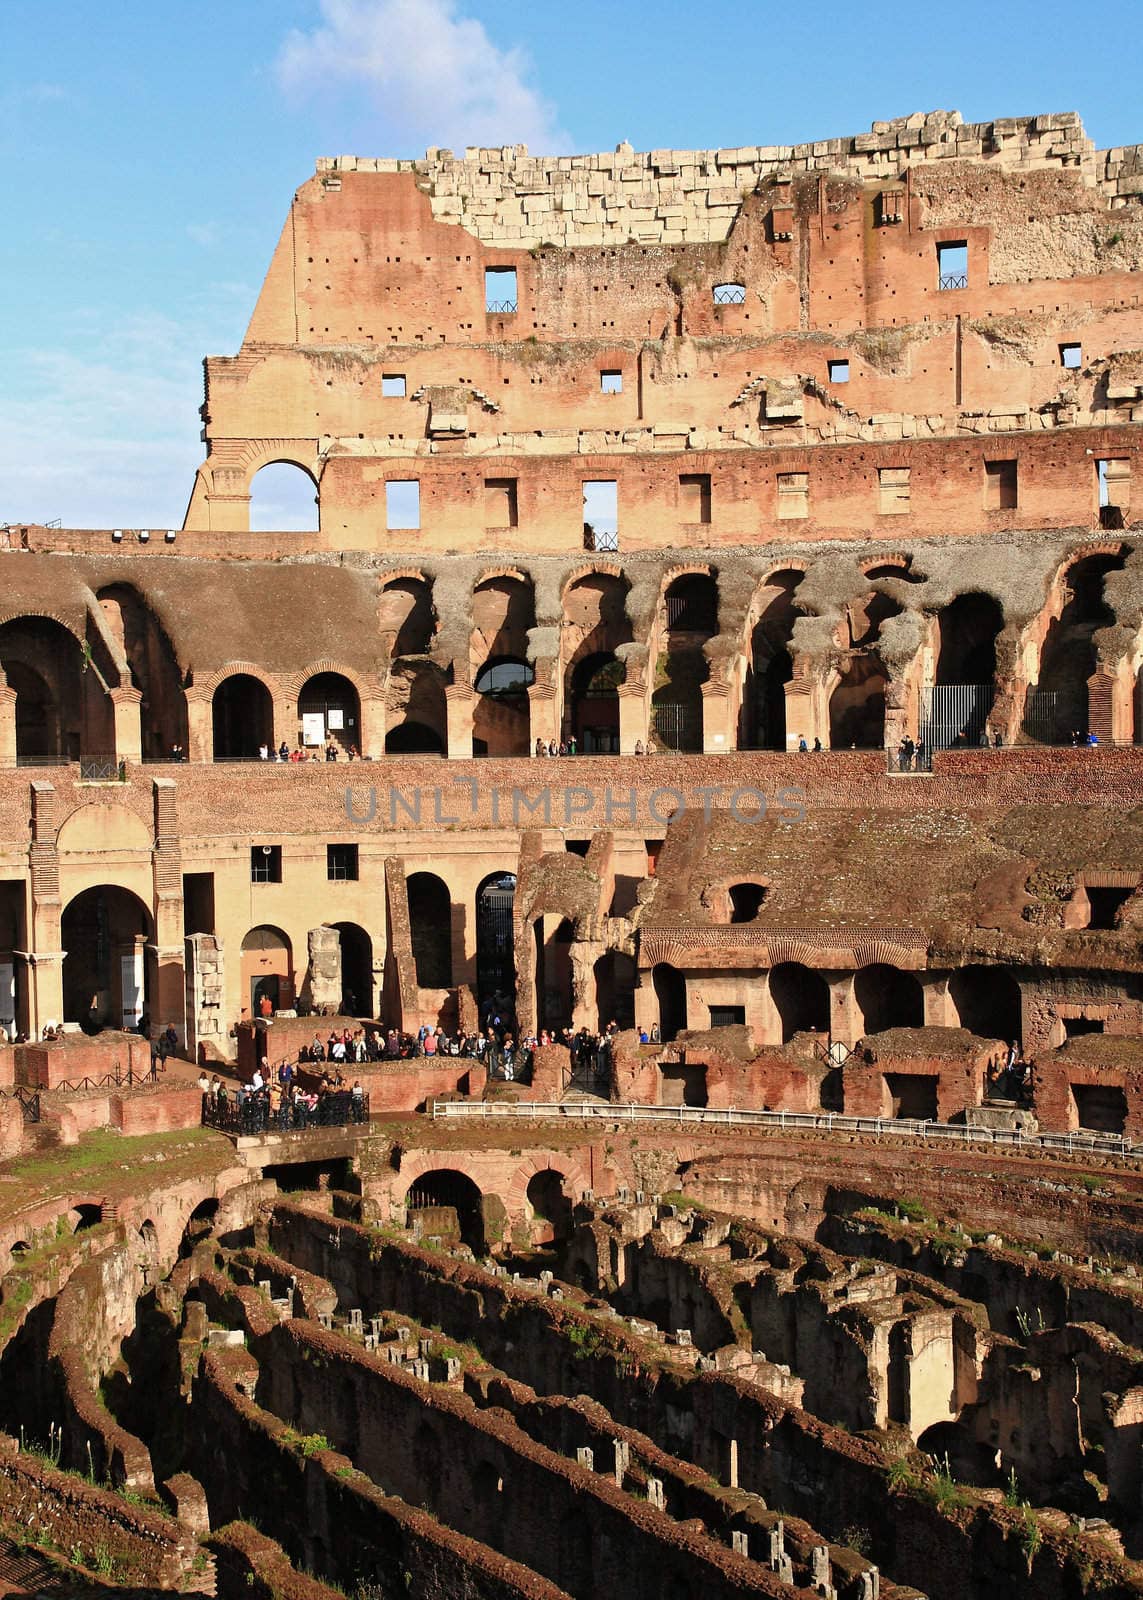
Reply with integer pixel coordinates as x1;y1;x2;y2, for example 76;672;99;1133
486;300;517;314
78;754;126;782
713;284;746;305
938;273;968;290
430;1099;1143;1159
203;1089;369;1135
50;1066;158;1093
0;1087;40;1122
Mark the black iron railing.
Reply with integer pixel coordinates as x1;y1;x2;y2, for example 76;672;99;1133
486;300;518;314
938;273;968;290
202;1089;369;1135
51;1067;157;1092
78;754;127;781
0;1087;40;1122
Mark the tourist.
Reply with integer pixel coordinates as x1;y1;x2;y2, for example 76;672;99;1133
634;740;644;756
812;738;822;752
798;735;808;753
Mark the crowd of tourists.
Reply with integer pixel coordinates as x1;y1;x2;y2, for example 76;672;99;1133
199;1065;367;1132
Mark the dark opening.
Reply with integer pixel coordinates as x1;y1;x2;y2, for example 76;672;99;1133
653;962;687;1043
885;1073;938;1120
949;965;1022;1044
527;1169;573;1241
476;873;516;1006
1072;1083;1126;1134
709;1004;746;1028
406;873;452;989
855;964;924;1035
769;962;830;1042
1087;886;1135;930
213;674;273;760
182;872;215;937
661;1061;708;1107
406;1168;485;1253
331;922;372;1017
729;883;767;922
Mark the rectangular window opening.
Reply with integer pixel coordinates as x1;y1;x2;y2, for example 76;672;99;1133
182;872;215;937
327;843;359;882
828;359;850;384
709;1005;746;1029
600;370;623;394
937;241;968;291
1060;342;1082;370
583;480;618;552
485;266;518;314
386;479;420;530
679;473;712;525
484;477;518;529
251;846;282;885
381;373;407;397
1098;458;1131;526
777;471;809;520
984;459;1018;511
878;466;911;515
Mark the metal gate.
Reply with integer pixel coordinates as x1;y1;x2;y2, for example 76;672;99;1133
919;684;995;751
650;703;700;752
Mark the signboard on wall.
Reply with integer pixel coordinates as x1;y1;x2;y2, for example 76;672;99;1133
121;951;143;1026
327;709;344;730
302;712;326;746
0;963;15;1035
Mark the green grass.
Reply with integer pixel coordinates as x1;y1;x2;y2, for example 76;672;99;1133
1;1126;220;1189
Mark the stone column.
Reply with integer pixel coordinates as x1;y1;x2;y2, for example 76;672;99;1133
922;971;957;1028
701;678;733;755
445;684;475;759
185;696;212;763
827;971;862;1048
28;782;63;1033
359;695;386;761
618;680;648;755
185;933;226;1061
109;685;143;764
0;684;16;770
527;681;558;752
304;926;343;1014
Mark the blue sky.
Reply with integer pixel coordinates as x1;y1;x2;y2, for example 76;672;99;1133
2;0;1140;529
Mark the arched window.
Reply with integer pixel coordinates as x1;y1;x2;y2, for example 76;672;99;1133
240;925;293;1019
298;672;360;756
1026;551;1125;743
713;283;746;305
61;887;154;1032
476;873;516;1008
249;463;319;533
769;962;829;1043
854;964;924;1036
213;674;273;759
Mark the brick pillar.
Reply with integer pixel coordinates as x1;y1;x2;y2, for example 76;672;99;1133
0;681;16;769
271;688;294;758
527;681;557;752
618;680;648;755
28;782;63;1033
1089;667;1119;743
701;679;733;754
110;685;143;764
359;695;386;760
922;971;957;1028
445;684;475;759
186;696;211;763
785;676;819;751
151;779;186;1046
827;971;861;1048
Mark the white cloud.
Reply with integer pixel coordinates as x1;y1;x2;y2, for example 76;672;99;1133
276;0;566;154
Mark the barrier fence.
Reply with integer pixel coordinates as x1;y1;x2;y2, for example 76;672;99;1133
431;1099;1141;1159
202;1089;369;1136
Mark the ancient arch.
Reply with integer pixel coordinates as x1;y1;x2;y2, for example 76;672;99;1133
61;885;154;1032
562;570;631;748
329;922;373;1017
925;592;1005;749
0;617;89;763
240;925;294;1019
740;570;804;751
404;1168;484;1253
653;962;687;1042
476;872;516;1008
652;573;717;752
249;461;319;533
594;949;636;1030
212;673;274;759
949;965;1022;1045
854;964;924;1035
381;576;436;658
97;585;187;760
830;656;888;749
473;656;533;757
1025;549;1125;742
769;962;830;1042
298;671;361;755
386;663;446;754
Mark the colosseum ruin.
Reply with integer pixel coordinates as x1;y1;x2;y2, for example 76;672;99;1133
6;107;1143;1598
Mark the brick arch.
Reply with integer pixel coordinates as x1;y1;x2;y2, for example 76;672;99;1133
379;566;433;588
237;442;323;487
561;561;626;597
0;608;85;646
282;661;376;701
395;1153;486;1200
191;661;281;702
474;565;533;590
506;1153;594;1218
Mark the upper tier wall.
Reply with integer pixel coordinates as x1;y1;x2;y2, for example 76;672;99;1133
317;111;1143;249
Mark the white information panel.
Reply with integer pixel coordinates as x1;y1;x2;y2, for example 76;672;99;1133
121;950;143;1027
302;712;326;746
